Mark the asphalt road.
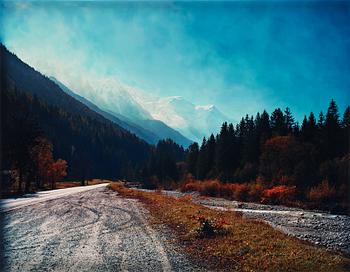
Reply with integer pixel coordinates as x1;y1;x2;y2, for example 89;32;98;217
1;185;201;272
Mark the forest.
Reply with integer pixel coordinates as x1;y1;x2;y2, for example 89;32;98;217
141;100;350;213
0;86;151;195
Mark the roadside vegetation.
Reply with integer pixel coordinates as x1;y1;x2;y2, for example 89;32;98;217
179;178;346;213
110;182;350;271
55;179;108;189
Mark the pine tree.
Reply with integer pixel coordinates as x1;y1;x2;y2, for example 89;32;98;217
284;107;295;133
342;106;350;129
186;142;199;178
197;137;208;179
324;99;342;158
341;106;350;154
215;122;233;180
318;111;325;128
270;108;286;136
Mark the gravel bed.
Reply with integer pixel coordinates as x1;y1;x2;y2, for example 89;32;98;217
143;189;350;256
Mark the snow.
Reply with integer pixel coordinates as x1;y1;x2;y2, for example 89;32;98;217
55;75;232;143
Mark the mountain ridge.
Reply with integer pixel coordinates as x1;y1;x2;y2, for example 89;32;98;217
50;77;192;147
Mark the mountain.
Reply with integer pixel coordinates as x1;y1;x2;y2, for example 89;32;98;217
50;77;192;147
61;76;231;144
49;77;160;145
1;44;151;179
131;94;231;143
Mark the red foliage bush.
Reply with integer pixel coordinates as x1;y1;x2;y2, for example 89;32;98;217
200;180;221;197
262;185;296;205
180;179;266;202
181;181;202;192
307;180;336;203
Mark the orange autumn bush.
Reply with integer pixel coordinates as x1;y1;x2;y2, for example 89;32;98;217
261;185;297;205
200;180;221;197
307;180;336;203
180;179;299;205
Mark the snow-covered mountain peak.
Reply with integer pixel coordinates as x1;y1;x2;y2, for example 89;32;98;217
56;75;232;143
195;104;215;111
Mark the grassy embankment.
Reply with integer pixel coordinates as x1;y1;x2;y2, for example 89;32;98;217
55;179;108;189
109;182;349;272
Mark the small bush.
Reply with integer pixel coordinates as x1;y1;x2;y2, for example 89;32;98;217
192;214;229;238
307;180;336;203
233;184;250;201
247;182;265;202
200;180;221;197
180;181;202;192
262;185;296;205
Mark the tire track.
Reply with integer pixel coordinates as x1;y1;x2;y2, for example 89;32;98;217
3;186;200;271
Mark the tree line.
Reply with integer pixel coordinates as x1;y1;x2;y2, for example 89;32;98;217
185;100;349;186
1;86;151;196
141;100;349;210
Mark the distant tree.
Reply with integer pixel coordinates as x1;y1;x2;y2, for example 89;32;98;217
31;137;54;189
48;159;68;189
215;123;234;180
31;137;68;189
186;142;199;177
284;107;295;133
318;111;325;128
341;106;350;154
197;138;208;180
301;112;317;142
324;99;342;158
342;106;350;129
259;136;316;187
258;110;271;145
270;108;286;136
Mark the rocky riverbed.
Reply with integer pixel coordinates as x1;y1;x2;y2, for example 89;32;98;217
156;190;350;255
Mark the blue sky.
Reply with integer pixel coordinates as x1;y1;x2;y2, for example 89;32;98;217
1;1;349;122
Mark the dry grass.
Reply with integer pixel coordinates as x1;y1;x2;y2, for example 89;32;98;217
109;182;349;272
55;181;81;189
55;179;108;189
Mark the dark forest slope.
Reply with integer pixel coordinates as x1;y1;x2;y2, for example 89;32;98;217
1;44;151;179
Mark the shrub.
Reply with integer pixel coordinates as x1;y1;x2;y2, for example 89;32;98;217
307;180;336;203
192;214;229;238
233;184;250;201
262;185;296;205
180;181;202;192
219;183;235;199
200;180;221;197
247;182;264;202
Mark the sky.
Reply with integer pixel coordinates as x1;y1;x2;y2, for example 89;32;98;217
1;0;350;123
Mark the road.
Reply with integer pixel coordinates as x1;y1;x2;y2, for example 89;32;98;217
1;185;201;272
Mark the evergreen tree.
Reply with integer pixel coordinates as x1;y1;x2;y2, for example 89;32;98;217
324;99;342;158
258;110;271;145
318;111;325;128
270;108;286;136
301;112;317;142
186;142;199;178
341;106;350;154
215;122;233;180
197;137;208;179
284;107;295;133
342;106;350;129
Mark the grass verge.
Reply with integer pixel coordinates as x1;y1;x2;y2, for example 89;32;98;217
55;179;109;189
109;182;349;272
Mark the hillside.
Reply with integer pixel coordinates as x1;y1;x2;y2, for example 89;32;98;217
1;44;151;179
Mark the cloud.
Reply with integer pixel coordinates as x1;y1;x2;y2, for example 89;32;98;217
1;1;349;123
